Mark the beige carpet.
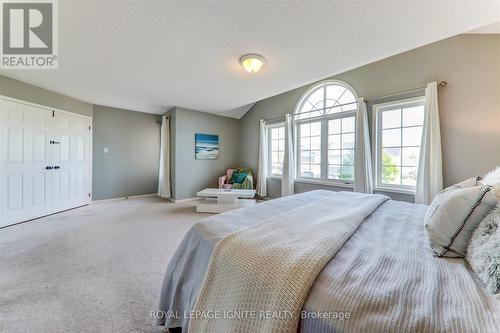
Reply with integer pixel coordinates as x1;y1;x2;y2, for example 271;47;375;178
0;197;209;333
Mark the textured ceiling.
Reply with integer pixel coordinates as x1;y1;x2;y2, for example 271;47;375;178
1;1;499;118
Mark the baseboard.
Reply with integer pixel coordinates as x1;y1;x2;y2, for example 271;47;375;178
92;194;202;204
128;193;158;199
92;193;158;203
167;197;202;204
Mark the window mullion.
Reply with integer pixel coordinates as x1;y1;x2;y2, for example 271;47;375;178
268;128;272;176
400;108;403;185
321;119;328;181
377;110;383;188
296;125;301;178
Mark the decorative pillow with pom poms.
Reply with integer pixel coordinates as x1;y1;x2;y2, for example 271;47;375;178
466;205;500;296
483;166;500;199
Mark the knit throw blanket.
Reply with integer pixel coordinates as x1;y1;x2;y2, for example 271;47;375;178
189;192;389;333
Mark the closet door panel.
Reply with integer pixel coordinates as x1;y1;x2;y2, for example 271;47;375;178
7;174;23;211
0;100;52;226
51;111;91;212
32;130;46;162
7;128;24;163
32;173;48;206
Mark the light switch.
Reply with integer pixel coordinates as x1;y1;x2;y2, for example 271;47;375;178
103;147;109;153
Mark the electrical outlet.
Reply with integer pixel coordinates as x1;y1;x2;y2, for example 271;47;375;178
103;147;109;153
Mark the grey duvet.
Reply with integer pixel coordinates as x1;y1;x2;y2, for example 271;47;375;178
158;190;500;332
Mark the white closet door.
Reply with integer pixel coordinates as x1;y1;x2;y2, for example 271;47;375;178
50;111;91;211
0;99;92;227
0;100;53;226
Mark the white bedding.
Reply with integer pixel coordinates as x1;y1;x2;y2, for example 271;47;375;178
158;190;500;332
189;192;388;333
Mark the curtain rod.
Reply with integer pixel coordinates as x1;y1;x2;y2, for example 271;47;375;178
262;80;447;123
365;80;447;102
157;115;169;125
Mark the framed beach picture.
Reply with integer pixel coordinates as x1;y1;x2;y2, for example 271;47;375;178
195;133;219;160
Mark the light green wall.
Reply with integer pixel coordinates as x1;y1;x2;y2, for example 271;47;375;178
170;107;240;200
0;75;94;117
92;105;161;200
240;34;500;200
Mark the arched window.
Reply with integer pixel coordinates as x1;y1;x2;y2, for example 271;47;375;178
295;80;358;119
294;80;358;183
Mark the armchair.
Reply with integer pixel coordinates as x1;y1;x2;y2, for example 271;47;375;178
218;168;254;190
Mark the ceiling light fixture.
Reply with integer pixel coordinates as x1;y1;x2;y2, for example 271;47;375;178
240;54;266;73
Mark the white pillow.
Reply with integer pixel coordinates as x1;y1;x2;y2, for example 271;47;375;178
455;176;483;188
424;182;497;258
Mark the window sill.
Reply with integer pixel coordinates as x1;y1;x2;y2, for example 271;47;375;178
267;177;354;189
374;186;415;195
295;178;354;189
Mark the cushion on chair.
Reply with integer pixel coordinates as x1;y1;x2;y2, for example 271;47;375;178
231;171;248;184
238;168;253;178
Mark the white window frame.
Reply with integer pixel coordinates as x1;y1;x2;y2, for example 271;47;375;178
295;112;357;186
294;80;358;187
372;96;425;194
267;122;285;179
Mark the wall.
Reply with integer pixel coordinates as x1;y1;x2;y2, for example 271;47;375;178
240;34;500;200
0;75;239;201
93;105;161;200
0;75;94;117
170;107;240;200
0;74;163;200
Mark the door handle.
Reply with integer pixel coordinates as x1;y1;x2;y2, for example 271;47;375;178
54;166;60;169
45;166;54;170
50;140;61;144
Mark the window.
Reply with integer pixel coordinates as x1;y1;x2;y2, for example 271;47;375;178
295;80;358;184
298;121;322;178
373;97;425;192
327;117;355;181
268;124;285;176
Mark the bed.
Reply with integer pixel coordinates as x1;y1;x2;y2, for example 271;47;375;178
157;190;500;332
